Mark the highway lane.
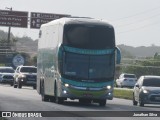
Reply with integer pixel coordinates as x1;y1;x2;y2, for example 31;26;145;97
0;84;160;120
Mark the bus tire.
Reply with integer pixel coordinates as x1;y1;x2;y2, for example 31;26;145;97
99;100;106;106
41;82;49;102
54;83;64;104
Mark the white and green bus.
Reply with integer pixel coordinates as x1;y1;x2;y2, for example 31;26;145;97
37;17;121;106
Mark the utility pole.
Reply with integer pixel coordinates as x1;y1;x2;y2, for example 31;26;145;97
5;7;12;49
5;7;12;66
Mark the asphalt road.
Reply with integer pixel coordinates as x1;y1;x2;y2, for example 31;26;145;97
0;84;160;120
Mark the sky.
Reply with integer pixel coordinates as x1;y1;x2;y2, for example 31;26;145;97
0;0;160;47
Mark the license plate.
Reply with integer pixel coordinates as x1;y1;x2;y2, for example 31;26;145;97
155;97;160;100
83;94;93;97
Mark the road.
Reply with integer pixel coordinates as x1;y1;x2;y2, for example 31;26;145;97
0;84;160;120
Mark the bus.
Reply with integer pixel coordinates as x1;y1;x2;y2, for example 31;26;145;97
37;17;121;106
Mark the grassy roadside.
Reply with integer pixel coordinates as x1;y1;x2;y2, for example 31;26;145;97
113;88;133;100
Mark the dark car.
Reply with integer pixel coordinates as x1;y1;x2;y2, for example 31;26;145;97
13;66;37;89
133;75;160;106
0;67;14;86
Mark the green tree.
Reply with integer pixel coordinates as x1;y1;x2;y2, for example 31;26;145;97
120;59;160;78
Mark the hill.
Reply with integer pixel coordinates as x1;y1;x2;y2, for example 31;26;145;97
118;44;160;58
15;36;38;56
1;30;160;58
0;30;38;57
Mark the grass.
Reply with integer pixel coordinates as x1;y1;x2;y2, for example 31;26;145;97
113;88;133;100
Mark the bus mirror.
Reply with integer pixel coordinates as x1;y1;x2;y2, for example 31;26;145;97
116;47;121;64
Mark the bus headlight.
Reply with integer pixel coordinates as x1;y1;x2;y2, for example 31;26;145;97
64;83;69;87
63;90;67;94
107;85;112;90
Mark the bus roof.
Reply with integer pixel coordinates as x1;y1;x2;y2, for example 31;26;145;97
41;17;113;28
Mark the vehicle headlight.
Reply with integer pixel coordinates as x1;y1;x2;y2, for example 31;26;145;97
107;85;112;90
143;89;148;94
20;74;26;78
64;83;69;87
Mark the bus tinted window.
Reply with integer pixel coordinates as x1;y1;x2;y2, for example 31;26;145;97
63;24;115;49
62;52;114;80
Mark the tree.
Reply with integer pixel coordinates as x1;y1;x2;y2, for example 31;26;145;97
154;52;160;59
120;59;160;78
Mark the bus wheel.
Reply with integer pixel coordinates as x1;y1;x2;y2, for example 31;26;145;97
99;100;106;106
41;82;49;102
56;98;64;104
55;84;64;104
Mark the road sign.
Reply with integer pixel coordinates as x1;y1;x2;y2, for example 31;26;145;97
12;54;25;67
30;12;70;29
0;10;28;28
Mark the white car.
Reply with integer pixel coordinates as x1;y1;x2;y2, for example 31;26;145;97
13;66;37;89
0;67;15;86
116;73;137;88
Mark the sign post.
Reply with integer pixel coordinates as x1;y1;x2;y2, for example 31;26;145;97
30;12;70;29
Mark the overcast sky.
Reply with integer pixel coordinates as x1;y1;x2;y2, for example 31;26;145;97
0;0;160;47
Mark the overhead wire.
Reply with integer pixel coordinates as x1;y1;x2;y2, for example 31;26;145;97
112;5;160;22
116;20;160;34
114;12;160;27
107;5;160;34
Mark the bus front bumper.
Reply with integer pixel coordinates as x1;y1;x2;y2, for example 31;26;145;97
60;84;113;100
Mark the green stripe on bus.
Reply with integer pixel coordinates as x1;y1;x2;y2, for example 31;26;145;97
64;46;114;55
61;78;114;87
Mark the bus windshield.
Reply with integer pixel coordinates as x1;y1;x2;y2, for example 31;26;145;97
63;24;115;49
63;52;114;81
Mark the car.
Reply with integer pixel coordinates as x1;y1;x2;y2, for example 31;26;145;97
133;75;160;106
13;66;37;89
0;67;14;86
116;73;137;88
